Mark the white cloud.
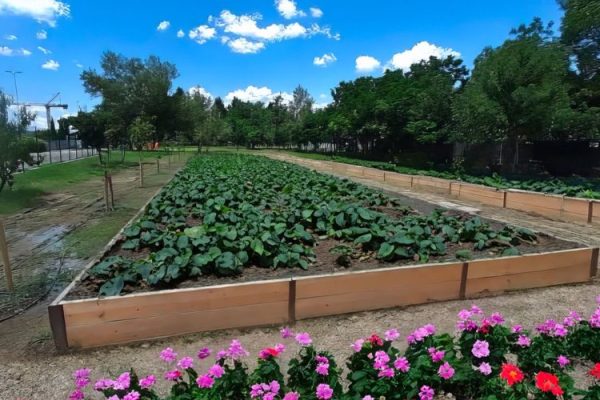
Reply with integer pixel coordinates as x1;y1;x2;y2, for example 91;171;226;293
0;46;32;56
310;7;323;18
188;86;212;98
37;45;51;54
216;10;307;41
220;36;230;44
157;20;170;31
227;37;265;54
225;85;293;104
355;55;381;73
75;62;83;68
36;29;47;39
0;46;12;56
275;0;305;19
41;59;59;70
313;52;336;67
189;25;216;44
0;0;70;26
386;41;461;71
176;29;184;38
4;34;16;40
313;102;329;110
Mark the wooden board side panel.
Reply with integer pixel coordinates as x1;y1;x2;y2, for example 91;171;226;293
346;165;365;177
505;191;564;219
455;184;505;207
412;177;451;193
562;198;591;222
594;201;600;225
64;280;290;327
384;172;413;188
465;249;592;297
363;167;385;181
295;263;463;320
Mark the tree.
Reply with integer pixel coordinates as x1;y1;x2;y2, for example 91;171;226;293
68;110;109;153
453;19;573;168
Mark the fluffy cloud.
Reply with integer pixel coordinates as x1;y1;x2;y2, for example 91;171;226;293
41;59;59;70
157;20;170;31
310;7;323;18
275;0;305;19
313;52;336;67
75;62;83;68
225;85;293;104
355;55;381;73
4;34;16;40
189;25;216;44
177;29;184;38
37;45;51;54
0;0;70;27
36;29;47;39
0;46;32;56
386;41;460;71
216;10;306;41
188;86;212;98
227;37;265;54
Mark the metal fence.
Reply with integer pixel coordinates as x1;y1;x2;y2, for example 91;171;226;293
23;137;97;171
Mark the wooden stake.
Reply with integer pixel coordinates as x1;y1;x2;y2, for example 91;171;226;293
139;162;144;188
108;175;115;209
156;158;160;174
103;171;110;211
0;219;14;292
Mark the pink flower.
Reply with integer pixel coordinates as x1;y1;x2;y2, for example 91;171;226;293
471;305;483;314
270;380;281;394
164;370;182;381
112;372;131;390
160;347;178;363
428;347;445;362
384;328;400;341
419;385;435;400
511;325;523;333
564;311;582;327
208;363;225;378
517;335;531;347
107;396;119;400
216;350;228;360
478;362;492;375
557;355;570;368
139;375;155;389
177;356;194;370
295;332;312;346
316;383;334;399
373;350;390;370
123;391;140;400
197;347;211;359
438;362;455;380
351;338;365;352
363;396;375;400
250;383;264;398
196;374;215;388
283;392;300;400
394;356;410;372
73;368;91;388
471;340;490;358
378;367;395;378
458;309;472;320
316;362;329;375
280;326;293;339
228;339;249;359
490;312;505;326
94;379;113;391
69;389;84;400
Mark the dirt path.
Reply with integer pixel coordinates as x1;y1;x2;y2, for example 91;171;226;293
1;151;600;400
0;156;190;362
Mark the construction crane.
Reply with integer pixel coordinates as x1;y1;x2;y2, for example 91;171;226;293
15;92;68;131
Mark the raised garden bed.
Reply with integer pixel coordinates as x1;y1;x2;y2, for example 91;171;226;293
49;154;598;350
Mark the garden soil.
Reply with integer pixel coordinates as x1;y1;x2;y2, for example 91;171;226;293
0;151;599;399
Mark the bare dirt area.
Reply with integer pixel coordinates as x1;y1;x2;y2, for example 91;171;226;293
1;152;599;400
0;156;190;364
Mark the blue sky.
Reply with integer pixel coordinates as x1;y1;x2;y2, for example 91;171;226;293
0;0;562;128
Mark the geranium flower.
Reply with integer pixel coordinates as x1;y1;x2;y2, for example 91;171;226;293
418;385;435;400
112;372;131;390
589;363;600;379
368;334;383;346
197;347;211;359
259;345;284;359
283;392;300;400
228;339;249;359
471;340;490;358
393;356;410;373
177;356;194;370
428;347;445;362
123;391;141;400
557;355;570;368
378;367;395;378
164;370;182;381
196;374;215;388
511;324;523;333
208;364;225;378
316;383;333;400
73;368;91;388
517;335;531;347
438;362;455;380
280;326;293;339
139;375;156;389
478;362;492;376
160;347;178;363
500;363;524;386
68;389;84;400
384;328;400;341
94;378;113;391
535;371;564;396
362;396;375;400
351;338;365;352
295;332;312;346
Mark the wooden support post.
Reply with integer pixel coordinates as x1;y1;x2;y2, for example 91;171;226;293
103;171;110;211
288;279;296;324
590;248;599;278
48;304;68;352
0;219;14;292
108;175;115;209
588;201;594;224
139;162;144;188
156;158;160;174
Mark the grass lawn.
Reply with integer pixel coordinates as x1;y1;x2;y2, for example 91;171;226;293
0;151;167;215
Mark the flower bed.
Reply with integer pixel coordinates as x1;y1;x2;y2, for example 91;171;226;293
68;295;600;400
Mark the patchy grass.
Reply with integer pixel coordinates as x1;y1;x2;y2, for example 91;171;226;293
0;151;165;215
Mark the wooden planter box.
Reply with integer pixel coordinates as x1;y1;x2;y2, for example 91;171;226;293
50;247;598;350
593;201;600;225
411;176;451;194
450;183;506;208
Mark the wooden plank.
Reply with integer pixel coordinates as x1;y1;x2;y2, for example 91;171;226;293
345;165;365;177
593;201;600;225
455;183;505;208
561;197;591;222
505;190;564;219
66;300;289;348
288;279;296;323
412;176;451;194
48;304;68;352
295;262;463;320
63;279;290;326
465;248;593;297
363;167;385;181
591;248;599;278
383;172;413;188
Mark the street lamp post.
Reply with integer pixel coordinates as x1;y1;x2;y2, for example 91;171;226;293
5;70;21;104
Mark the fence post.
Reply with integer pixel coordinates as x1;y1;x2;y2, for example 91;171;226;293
0;220;14;292
156;158;160;174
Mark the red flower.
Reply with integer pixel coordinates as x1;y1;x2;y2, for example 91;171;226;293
368;334;383;347
535;372;564;396
500;363;524;386
259;347;280;359
478;323;490;335
589;363;600;380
